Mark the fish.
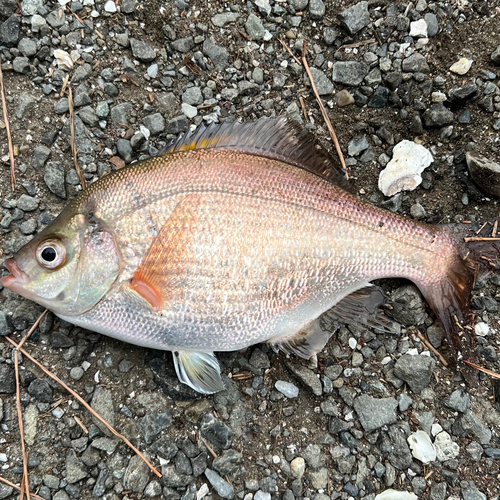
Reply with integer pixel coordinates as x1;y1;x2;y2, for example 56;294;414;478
1;117;497;393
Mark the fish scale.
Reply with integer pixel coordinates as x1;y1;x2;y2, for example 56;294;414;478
1;117;489;393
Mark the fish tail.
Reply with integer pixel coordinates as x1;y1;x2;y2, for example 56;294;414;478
414;219;500;384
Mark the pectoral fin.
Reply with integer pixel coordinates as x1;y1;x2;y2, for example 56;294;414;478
129;195;200;310
173;350;225;394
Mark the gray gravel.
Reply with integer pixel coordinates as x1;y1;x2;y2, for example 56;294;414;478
0;0;500;499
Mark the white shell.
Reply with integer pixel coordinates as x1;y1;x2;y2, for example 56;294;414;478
53;49;74;70
475;322;489;336
407;430;437;463
378;140;433;196
375;490;418;500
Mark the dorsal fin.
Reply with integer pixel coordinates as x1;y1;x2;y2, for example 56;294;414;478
162;116;347;184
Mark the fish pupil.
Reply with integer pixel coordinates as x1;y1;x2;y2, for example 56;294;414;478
41;247;57;262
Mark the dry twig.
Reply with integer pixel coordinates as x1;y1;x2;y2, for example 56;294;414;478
68;87;87;189
0;476;45;500
298;94;308;122
301;41;348;179
13;310;48;500
464;237;500;242
200;436;218;459
278;38;302;66
414;331;448;367
6;337;162;478
339;38;377;50
0;60;16;190
463;359;500;379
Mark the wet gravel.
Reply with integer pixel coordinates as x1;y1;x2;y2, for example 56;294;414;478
1;0;500;499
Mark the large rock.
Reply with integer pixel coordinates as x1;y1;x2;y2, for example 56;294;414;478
402;53;430;73
0;15;20;47
65;450;88;484
332;61;369;86
448;82;478;108
203;37;229;71
353;395;398;432
130;38;156;62
394;354;436;393
466;153;500;197
44;161;67;199
91;386;115;436
423;104;454;127
0;365;15;394
123;455;150;493
245;13;265;40
200;413;234;450
306;67;334;95
205;469;235;499
339;1;370;35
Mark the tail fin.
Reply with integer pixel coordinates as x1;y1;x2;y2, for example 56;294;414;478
417;219;500;384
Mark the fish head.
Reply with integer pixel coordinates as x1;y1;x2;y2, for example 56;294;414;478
1;206;121;316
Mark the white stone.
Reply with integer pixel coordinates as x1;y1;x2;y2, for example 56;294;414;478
0;453;7;462
104;0;117;12
431;423;443;436
434;431;460;461
475;322;489;336
378;140;433;196
431;91;447;103
182;103;198;119
375;490;418;500
254;0;271;15
196;483;209;500
407;430;436;463
139;125;151;140
263;30;273;41
147;64;158;78
348;337;357;349
449;58;473;75
54;49;73;70
290;457;305;479
415;0;427;11
410;19;428;38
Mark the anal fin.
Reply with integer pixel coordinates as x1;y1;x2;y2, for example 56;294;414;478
173;350;225;394
270;285;399;359
324;285;400;334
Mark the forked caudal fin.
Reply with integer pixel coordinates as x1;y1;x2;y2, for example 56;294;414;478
418;218;500;384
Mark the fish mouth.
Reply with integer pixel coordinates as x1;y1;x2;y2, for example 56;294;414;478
0;258;31;291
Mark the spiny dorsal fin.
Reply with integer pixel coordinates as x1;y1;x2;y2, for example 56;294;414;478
162;116;346;184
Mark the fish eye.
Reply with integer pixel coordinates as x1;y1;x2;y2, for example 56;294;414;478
36;239;66;270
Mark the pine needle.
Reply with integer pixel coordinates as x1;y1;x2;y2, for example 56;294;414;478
0;476;45;500
0;59;16;190
413;331;449;367
301;41;348;180
68;87;87;189
6;336;162;478
463;359;500;379
13;310;47;500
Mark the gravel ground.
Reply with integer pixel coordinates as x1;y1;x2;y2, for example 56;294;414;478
1;0;500;499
